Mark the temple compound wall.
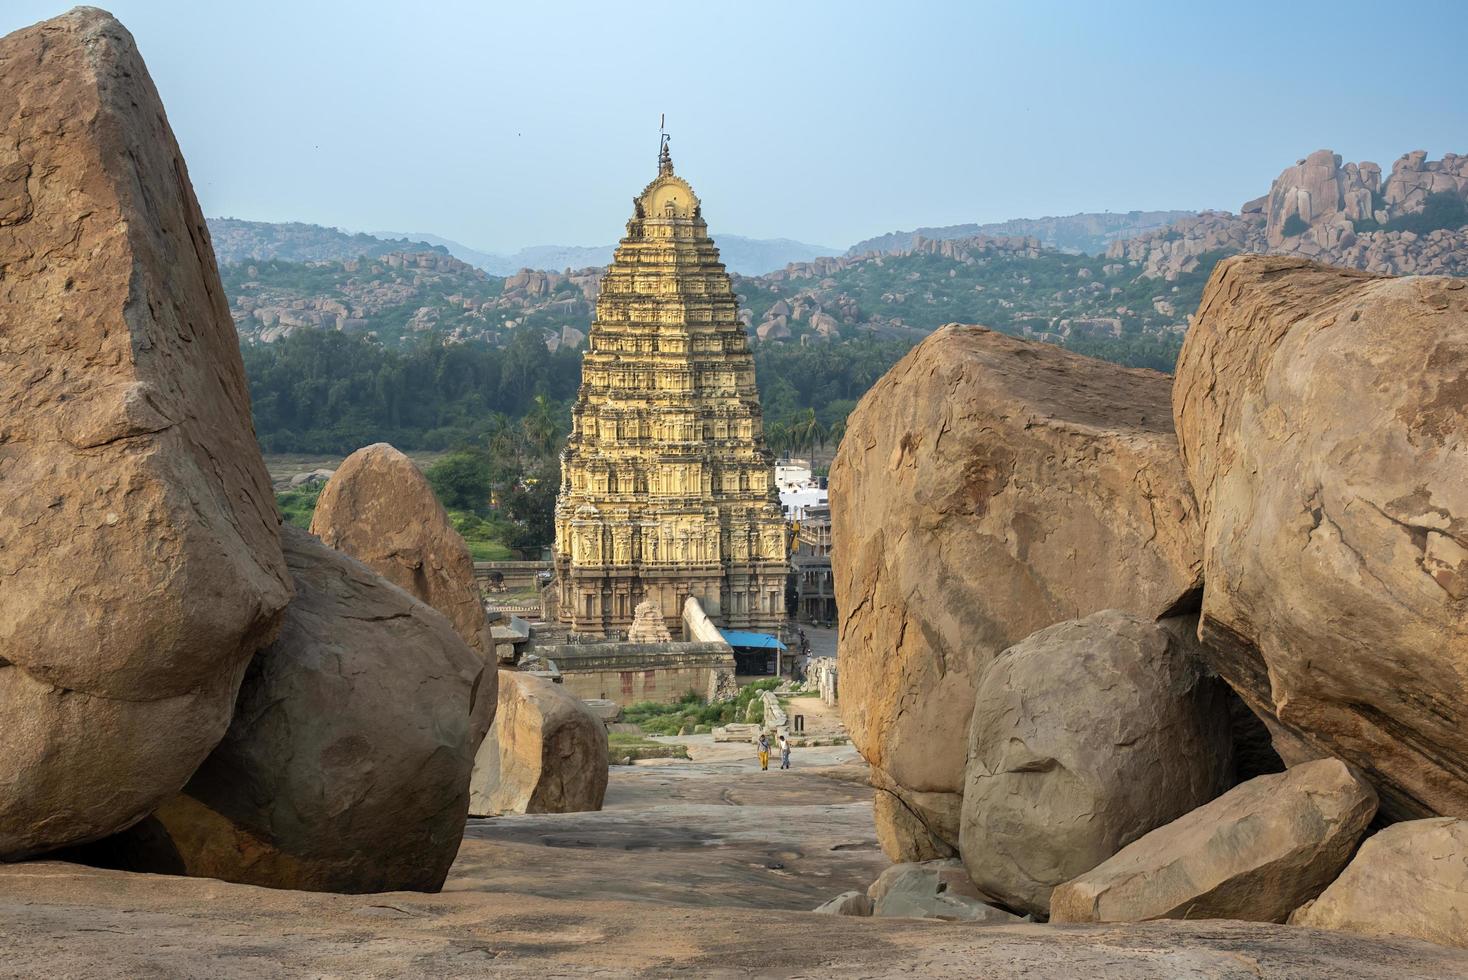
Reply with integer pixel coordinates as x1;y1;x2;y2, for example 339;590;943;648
540;641;737;705
553;143;788;637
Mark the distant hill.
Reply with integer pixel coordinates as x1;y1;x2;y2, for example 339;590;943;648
378;231;837;276
1109;148;1468;280
847;210;1194;257
208;218;447;265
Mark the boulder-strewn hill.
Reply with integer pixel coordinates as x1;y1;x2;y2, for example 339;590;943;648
734;235;1203;369
222;252;598;350
1110;149;1468;279
848;211;1194;257
222;235;1199;371
208;218;448;264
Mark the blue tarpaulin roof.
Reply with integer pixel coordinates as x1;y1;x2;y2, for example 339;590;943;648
719;629;787;651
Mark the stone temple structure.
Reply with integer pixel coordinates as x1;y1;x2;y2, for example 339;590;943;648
553;138;788;637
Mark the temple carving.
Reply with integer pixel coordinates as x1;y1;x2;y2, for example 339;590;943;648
553;139;789;636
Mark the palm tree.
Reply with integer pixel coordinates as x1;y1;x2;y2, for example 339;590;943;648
786;408;826;461
521;394;563;458
765;419;791;459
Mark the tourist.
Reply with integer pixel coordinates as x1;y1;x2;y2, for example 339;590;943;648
779;733;791;770
757;733;770;771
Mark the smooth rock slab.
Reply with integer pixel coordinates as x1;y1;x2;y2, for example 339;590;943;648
961;611;1233;917
0;8;291;859
1174;255;1468;818
1291;817;1468;948
1052;759;1377;924
6;861;1468;978
832;325;1203;857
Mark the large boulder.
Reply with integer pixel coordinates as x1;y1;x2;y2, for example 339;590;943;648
0;9;291;859
74;527;493;893
832;325;1202;856
470;671;609;816
1291;817;1468;948
1051;759;1377;924
1174;255;1468;819
960;611;1233;917
310;442;488;656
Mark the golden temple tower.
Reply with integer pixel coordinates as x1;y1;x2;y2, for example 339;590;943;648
553;137;789;637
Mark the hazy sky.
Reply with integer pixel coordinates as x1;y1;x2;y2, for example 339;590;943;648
5;1;1465;252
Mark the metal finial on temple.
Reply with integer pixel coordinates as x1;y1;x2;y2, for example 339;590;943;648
658;114;673;175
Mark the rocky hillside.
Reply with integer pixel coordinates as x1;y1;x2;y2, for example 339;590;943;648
221;235;1200;371
1110;149;1468;279
848;210;1193;257
222;252;598;349
734;234;1205;369
208;218;447;264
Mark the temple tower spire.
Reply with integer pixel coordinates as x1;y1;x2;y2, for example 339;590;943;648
552;148;788;637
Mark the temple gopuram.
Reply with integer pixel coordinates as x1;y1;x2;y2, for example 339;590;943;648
552;138;788;637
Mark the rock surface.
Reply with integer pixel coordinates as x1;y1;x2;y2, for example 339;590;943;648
1108;149;1468;280
6;747;1468;977
1051;759;1377;924
470;671;609;816
10;862;1468;979
873;788;956;862
961;611;1233;917
868;859;1023;923
1291;817;1468;948
310;442;489;656
0;8;292;860
76;526;492;893
833;326;1203;857
1174;255;1468;819
813;890;873;916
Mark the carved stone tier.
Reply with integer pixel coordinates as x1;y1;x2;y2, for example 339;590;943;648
554;148;788;636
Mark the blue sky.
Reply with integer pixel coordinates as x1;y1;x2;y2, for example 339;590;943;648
4;1;1465;252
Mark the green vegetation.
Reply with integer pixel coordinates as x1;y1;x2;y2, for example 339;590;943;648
606;732;691;762
416;399;567;560
622;679;782;735
242;327;580;454
275;482;323;529
1281;213;1310;238
753;341;914;454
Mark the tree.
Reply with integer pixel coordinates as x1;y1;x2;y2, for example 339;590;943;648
764;419;791;459
424;452;493;513
521;394;566;458
499;458;560;558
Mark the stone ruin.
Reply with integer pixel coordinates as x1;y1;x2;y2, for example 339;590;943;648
626;599;673;643
808;657;839;707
